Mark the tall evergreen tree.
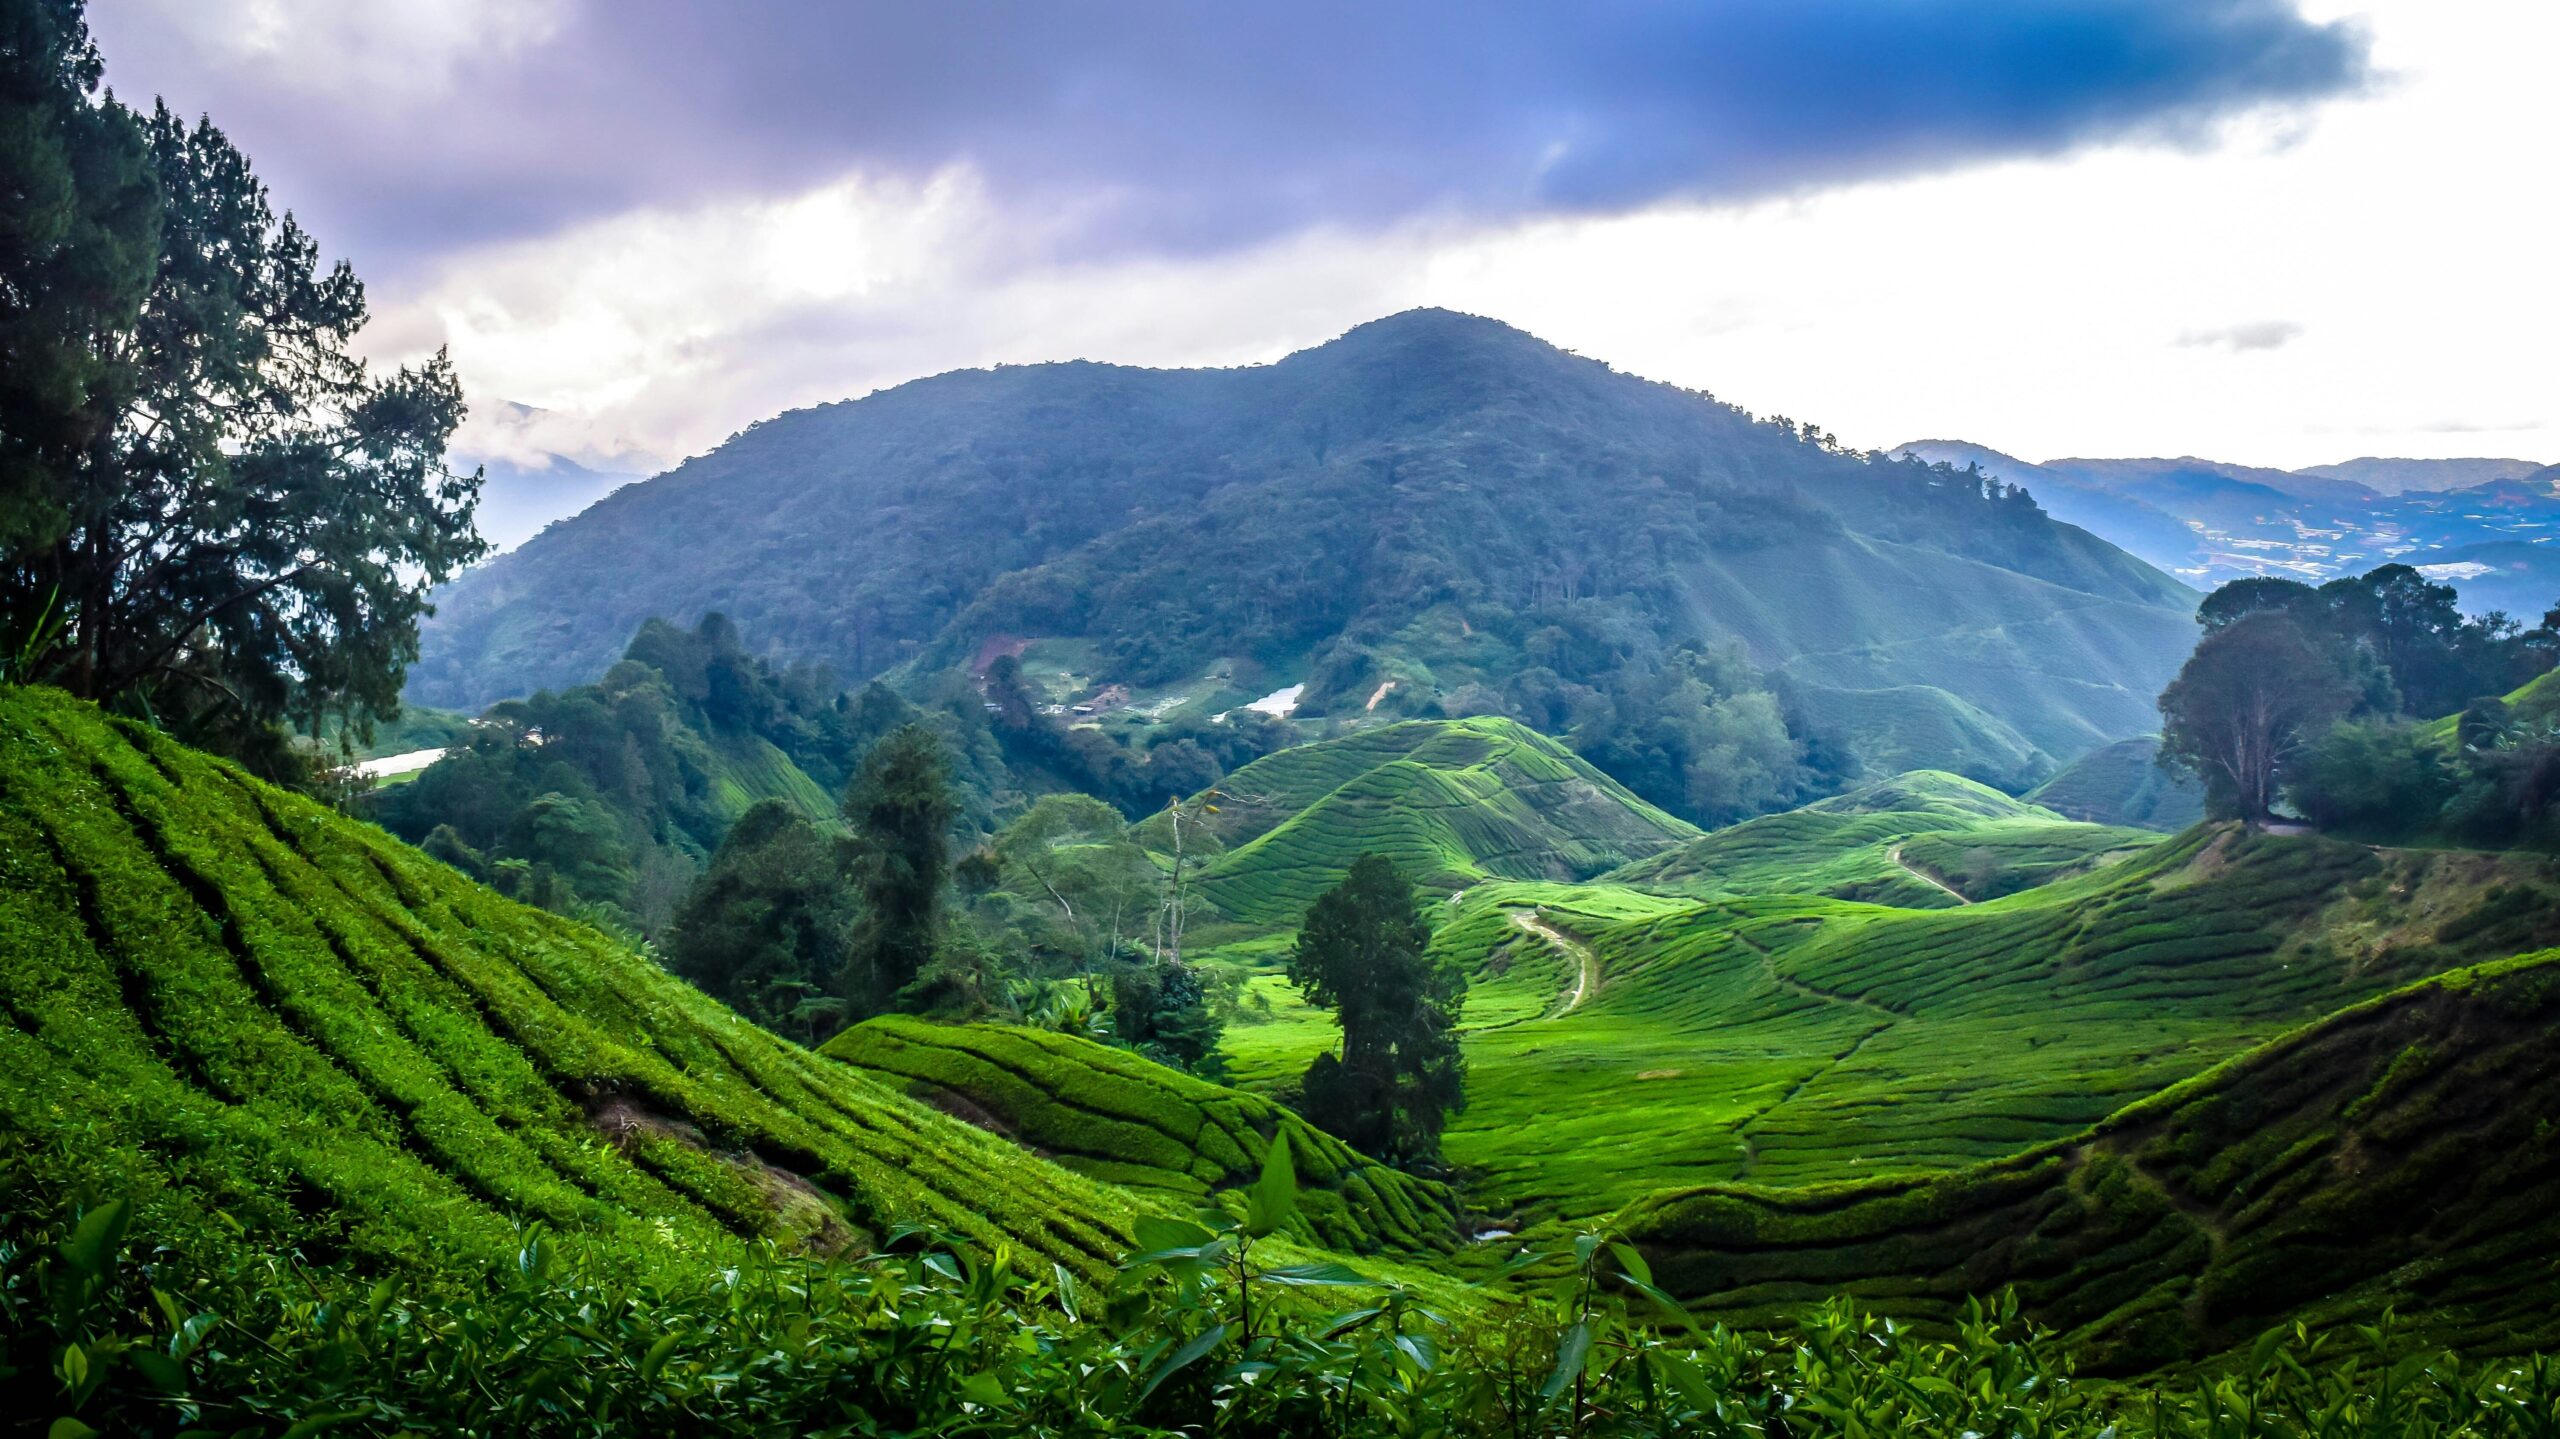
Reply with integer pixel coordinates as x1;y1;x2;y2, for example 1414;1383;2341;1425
843;722;959;1013
0;0;483;775
1286;853;1465;1166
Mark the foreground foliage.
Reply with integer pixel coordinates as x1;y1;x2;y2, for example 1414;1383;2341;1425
14;1194;2560;1439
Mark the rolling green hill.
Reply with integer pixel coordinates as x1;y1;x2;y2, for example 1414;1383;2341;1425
1607;770;2153;907
1172;717;1699;926
822;1016;1462;1256
1221;809;2560;1226
2027;735;2206;830
0;686;1153;1280
411;310;2198;792
1617;944;2560;1372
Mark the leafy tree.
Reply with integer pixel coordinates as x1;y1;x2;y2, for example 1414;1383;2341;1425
666;800;855;1044
979;793;1156;971
1285;853;1465;1166
2284;720;2456;834
843;723;959;1013
2159;612;2359;825
1110;959;1225;1078
0;22;483;772
0;0;157;559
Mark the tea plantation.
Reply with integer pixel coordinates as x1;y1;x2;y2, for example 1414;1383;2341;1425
1212;765;2560;1227
1619;943;2560;1371
0;686;1153;1279
1171;717;1699;926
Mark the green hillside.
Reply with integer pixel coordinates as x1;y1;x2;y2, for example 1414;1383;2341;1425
1617;944;2560;1372
412;311;2199;797
1181;717;1700;926
1222;816;2560;1226
0;686;1152;1280
1607;770;2152;907
823;1016;1462;1255
2028;734;2207;830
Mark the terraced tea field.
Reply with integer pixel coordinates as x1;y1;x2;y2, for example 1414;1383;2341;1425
1214;778;2560;1229
1167;717;1698;926
1620;942;2560;1369
823;1016;1462;1255
0;687;1155;1279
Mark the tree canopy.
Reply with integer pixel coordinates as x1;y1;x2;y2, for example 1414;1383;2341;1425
0;9;481;774
1286;853;1466;1166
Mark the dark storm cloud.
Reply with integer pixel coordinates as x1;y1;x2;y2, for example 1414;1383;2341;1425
95;0;2368;273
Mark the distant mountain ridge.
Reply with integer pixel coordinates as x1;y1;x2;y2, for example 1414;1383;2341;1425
414;311;2204;781
1896;439;2560;616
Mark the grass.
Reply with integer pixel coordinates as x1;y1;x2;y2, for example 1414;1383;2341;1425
1616;942;2560;1372
1173;716;1699;927
0;685;1158;1282
821;1015;1463;1255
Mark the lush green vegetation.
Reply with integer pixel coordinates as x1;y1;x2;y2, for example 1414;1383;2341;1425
413;309;2201;814
1174;717;1698;927
0;685;1152;1283
1287;854;1470;1167
1617;943;2560;1373
1607;770;2150;906
2159;566;2559;833
36;1156;2560;1439
1217;809;2560;1228
822;1016;1462;1255
0;0;480;782
370;615;936;933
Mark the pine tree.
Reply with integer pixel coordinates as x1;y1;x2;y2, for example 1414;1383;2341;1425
1286;853;1465;1165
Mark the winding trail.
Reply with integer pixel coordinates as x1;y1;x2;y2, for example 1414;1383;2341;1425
1887;844;1972;906
1509;911;1598;1017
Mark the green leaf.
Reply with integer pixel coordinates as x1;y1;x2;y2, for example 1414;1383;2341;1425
1244;1131;1298;1238
1316;1306;1387;1339
60;1198;130;1276
1541;1320;1592;1406
1137;1323;1228;1406
639;1331;684;1383
1259;1261;1376;1288
278;1410;371;1439
961;1371;1011;1408
1608;1241;1653;1287
48;1420;100;1439
1132;1215;1216;1254
130;1348;187;1393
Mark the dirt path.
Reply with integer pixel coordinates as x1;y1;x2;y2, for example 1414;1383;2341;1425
1509;911;1598;1017
1887;844;1972;906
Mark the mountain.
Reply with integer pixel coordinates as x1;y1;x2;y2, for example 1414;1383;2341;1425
2297;456;2547;494
1618;942;2560;1371
1900;440;2560;608
1893;439;2210;582
412;311;2201;785
1168;716;1700;926
463;453;641;552
0;685;1151;1280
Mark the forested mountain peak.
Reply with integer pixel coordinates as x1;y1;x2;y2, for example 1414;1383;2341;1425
409;313;2198;802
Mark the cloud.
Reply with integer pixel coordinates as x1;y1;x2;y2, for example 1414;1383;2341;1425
2177;319;2304;350
91;0;2368;275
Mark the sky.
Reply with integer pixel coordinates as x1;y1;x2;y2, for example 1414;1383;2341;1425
89;0;2557;499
